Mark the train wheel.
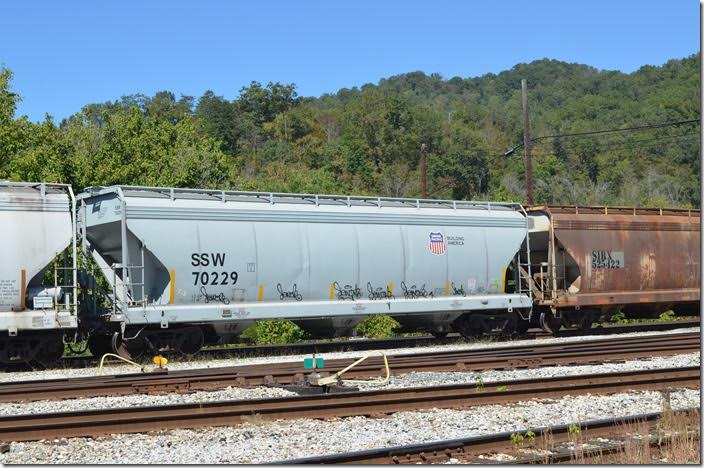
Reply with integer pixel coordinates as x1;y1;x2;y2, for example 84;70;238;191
560;309;597;331
431;331;449;339
0;333;64;365
498;313;518;337
87;333;113;358
453;314;482;339
33;334;64;366
111;333;147;360
576;310;596;331
516;316;531;335
177;327;204;355
454;312;517;338
0;336;30;365
539;311;561;335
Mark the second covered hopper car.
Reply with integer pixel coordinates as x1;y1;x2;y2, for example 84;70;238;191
525;205;700;332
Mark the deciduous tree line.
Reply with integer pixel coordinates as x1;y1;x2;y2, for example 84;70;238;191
0;54;699;207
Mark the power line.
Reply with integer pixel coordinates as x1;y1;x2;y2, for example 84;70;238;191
426;121;699;198
426;180;456;197
530;130;698;157
503;118;700;156
532;137;697;159
429;130;698;198
533;118;699;141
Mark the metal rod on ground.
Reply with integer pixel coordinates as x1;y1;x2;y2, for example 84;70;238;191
521;79;535;205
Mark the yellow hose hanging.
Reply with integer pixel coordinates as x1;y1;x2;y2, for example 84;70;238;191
316;350;391;386
97;353;145;375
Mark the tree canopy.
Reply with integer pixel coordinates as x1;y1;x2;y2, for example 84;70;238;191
0;54;700;207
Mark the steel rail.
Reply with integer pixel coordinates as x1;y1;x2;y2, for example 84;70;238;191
2;333;701;401
0;366;698;443
276;408;698;464
0;332;698;403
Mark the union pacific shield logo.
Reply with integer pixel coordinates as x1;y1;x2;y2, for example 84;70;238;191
429;232;447;255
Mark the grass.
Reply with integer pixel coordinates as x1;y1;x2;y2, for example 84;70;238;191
498;401;699;465
603;310;698;325
568;410;700;464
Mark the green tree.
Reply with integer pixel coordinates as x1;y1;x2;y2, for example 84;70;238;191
238;81;298;125
195;90;253;156
0;68;32;177
6;116;72;183
0;53;700;209
65;104;231;190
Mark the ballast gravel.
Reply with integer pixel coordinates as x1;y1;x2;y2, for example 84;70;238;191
0;389;698;464
0;385;297;416
0;352;698;416
355;351;700;390
0;327;699;463
0;326;699;383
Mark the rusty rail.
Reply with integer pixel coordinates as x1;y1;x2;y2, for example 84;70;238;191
0;367;698;443
277;408;698;464
0;332;699;403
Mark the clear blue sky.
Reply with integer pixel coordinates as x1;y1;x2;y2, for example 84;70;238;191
1;0;698;122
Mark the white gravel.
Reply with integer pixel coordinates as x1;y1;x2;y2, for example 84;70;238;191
0;326;699;383
0;327;698;463
0;389;698;464
0;385;296;416
355;352;701;390
0;352;697;416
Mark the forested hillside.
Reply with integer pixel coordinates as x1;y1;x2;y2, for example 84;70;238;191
0;54;700;207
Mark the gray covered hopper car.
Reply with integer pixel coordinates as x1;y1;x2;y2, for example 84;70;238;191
78;185;533;358
0;182;78;364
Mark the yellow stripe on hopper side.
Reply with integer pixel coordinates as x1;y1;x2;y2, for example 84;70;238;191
20;270;26;309
329;283;335;300
169;270;176;304
501;267;507;293
445;281;450;296
258;285;264;302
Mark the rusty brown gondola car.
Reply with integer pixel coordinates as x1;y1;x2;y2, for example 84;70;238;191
524;205;700;332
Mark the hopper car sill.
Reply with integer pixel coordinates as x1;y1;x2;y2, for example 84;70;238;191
113;294;533;325
0;311;77;331
538;288;701;308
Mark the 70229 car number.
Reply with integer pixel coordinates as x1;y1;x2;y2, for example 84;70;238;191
192;271;239;286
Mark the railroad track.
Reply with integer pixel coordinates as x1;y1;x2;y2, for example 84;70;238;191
277;409;699;464
56;319;699;368
0;332;699;403
0;366;698;443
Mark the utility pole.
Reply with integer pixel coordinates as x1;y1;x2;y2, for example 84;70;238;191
419;143;428;198
521;79;535;205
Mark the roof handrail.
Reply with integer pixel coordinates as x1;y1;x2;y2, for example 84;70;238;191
78;184;526;212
